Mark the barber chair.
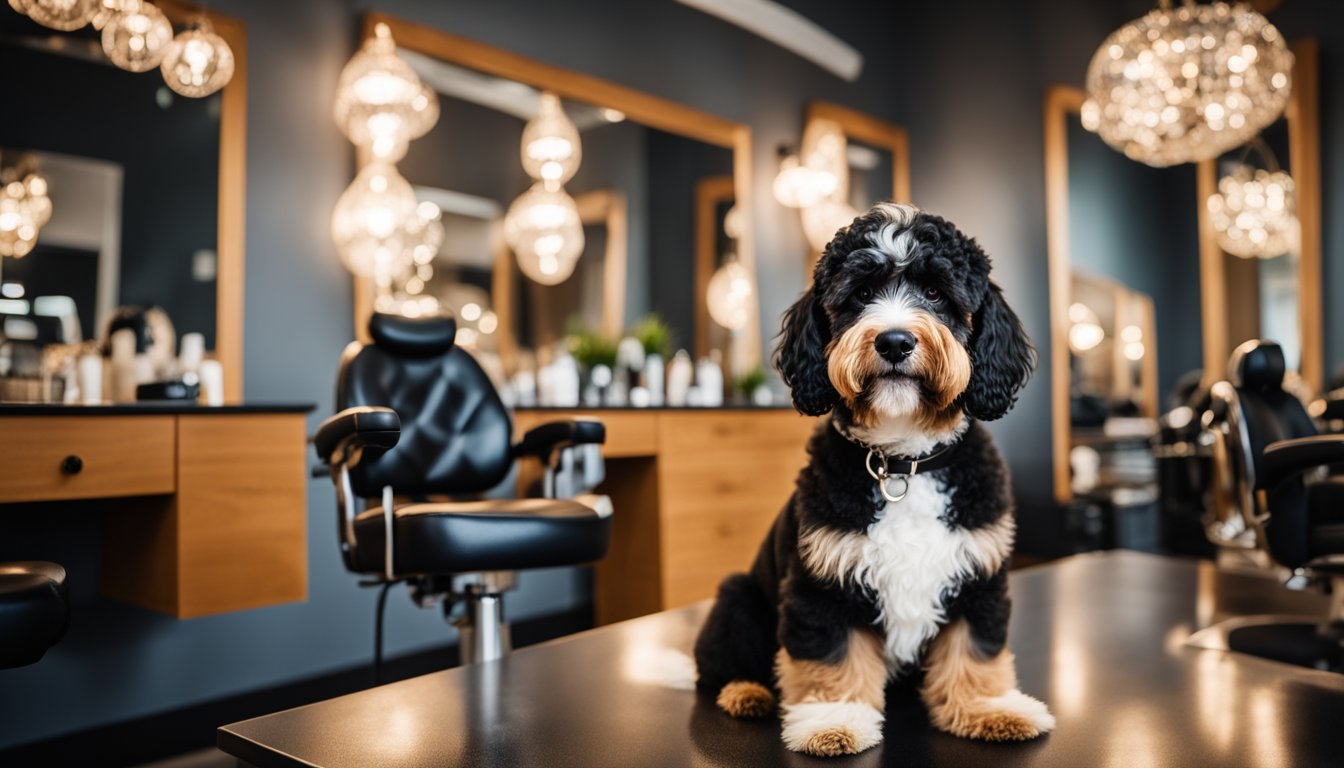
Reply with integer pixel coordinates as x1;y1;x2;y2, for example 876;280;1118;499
1153;371;1215;557
1198;340;1344;670
314;314;613;665
0;561;69;668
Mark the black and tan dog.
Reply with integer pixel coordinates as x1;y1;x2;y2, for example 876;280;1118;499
693;202;1052;756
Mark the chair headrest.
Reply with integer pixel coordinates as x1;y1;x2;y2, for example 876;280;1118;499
1229;340;1286;391
368;313;457;357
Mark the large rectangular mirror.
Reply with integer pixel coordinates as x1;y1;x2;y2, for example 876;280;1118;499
0;1;246;400
1045;37;1322;506
353;13;760;374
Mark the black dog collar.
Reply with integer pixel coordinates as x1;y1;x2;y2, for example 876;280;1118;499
860;435;964;503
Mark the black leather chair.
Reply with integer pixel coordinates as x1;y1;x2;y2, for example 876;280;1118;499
0;561;69;668
1201;341;1344;670
314;314;613;664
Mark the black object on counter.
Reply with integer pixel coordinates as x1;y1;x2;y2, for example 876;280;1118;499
136;380;200;402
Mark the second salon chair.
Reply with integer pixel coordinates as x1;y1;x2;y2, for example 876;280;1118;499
315;313;613;664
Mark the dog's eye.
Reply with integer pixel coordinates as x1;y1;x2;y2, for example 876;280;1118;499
855;287;874;303
924;287;943;302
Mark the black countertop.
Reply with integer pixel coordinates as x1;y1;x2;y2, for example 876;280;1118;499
218;551;1344;768
0;403;315;415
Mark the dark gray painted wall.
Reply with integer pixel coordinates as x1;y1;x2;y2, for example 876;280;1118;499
2;0;1342;749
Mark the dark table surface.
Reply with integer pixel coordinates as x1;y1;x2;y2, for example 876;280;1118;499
0;402;314;415
219;551;1344;768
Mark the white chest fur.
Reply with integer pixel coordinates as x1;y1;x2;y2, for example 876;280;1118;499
799;474;1014;668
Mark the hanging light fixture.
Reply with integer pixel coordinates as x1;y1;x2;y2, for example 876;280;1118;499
333;22;439;162
100;0;173;73
503;182;584;285
11;0;100;30
330;161;421;281
1081;1;1292;167
706;256;755;331
1067;302;1105;353
1208;169;1297;259
160;17;234;98
0;159;52;259
505;93;585;285
521;92;582;186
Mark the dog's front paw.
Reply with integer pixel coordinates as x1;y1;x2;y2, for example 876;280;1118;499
716;680;775;718
934;689;1055;741
781;702;884;756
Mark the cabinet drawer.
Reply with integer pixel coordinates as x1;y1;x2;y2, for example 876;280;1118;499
0;416;176;503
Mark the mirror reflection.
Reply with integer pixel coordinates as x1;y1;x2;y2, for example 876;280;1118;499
385;53;739;371
0;17;221;348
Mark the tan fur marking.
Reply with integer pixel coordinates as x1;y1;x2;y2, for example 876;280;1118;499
965;514;1015;576
921;619;1043;741
799;513;1013;586
776;628;887;709
801;728;860;756
716;680;775;718
826;323;882;410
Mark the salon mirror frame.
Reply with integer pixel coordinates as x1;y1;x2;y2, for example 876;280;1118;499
1044;38;1322;503
802;101;911;273
353;11;760;369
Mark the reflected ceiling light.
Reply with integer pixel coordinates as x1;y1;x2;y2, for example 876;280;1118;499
101;0;173;72
600;108;626;123
1124;341;1146;361
12;0;100;31
675;0;863;81
1207;164;1297;259
1068;302;1104;353
706;256;755;331
1120;324;1144;343
334;22;439;162
160;17;234;98
503;182;584;285
0;162;52;258
521;92;581;187
772;153;837;209
782;118;857;251
330;161;421;280
1081;1;1292;167
801;198;860;253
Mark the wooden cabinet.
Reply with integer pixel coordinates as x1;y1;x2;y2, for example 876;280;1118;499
0;405;311;619
514;408;817;624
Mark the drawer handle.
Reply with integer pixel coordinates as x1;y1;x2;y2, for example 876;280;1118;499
61;455;84;475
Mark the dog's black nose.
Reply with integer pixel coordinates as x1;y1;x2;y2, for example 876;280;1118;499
875;330;917;363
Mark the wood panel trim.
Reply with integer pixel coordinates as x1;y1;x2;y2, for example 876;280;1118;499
1287;39;1322;392
1043;85;1083;504
1197;158;1227;381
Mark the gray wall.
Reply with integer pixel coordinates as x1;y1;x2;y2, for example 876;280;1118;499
3;0;1343;749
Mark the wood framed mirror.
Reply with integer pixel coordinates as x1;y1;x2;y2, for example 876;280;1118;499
1044;38;1321;504
352;12;760;372
799;102;911;272
0;1;247;401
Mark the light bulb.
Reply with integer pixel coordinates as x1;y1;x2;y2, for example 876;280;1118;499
503;182;583;285
160;19;234;98
706;258;755;331
520;92;581;185
101;0;172;72
773;154;838;209
333;23;439;162
1208;165;1298;258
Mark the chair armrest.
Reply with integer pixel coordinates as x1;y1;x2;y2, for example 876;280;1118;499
314;406;400;464
1261;435;1344;489
513;418;606;461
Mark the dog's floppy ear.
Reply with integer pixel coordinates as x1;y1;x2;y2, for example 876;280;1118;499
773;286;838;416
962;280;1036;421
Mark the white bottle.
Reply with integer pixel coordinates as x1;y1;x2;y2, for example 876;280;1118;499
644;353;665;406
77;353;103;405
109;328;138;403
696;355;724;407
199;359;225;406
666;350;693;407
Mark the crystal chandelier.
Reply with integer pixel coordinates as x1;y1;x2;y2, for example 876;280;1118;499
1207;165;1297;259
503;182;584;285
1080;1;1293;167
160;17;235;98
333;22;439;162
0;160;52;259
504;93;585;286
330;162;421;281
773;118;847;211
10;0;100;31
100;0;173;73
706;257;754;331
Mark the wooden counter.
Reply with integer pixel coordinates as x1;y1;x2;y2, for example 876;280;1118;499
0;404;312;619
513;407;817;624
